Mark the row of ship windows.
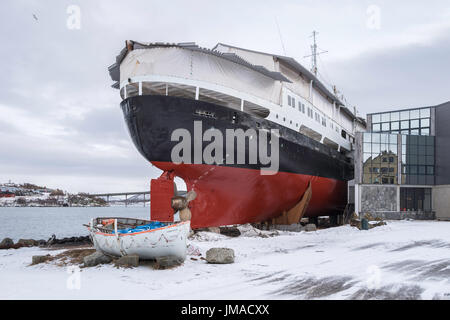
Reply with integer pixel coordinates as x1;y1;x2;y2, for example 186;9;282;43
284;94;353;142
287;95;330;128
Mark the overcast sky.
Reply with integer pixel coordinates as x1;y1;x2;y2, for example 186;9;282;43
0;0;449;193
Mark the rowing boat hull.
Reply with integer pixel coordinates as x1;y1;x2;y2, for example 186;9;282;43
89;220;190;260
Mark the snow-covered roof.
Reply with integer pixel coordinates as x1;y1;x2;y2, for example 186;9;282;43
108;41;291;89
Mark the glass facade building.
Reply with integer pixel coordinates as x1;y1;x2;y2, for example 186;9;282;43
370;107;431;136
355;105;441;216
354;101;450;220
361;133;434;186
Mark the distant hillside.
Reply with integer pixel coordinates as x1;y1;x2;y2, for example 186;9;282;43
0;182;107;207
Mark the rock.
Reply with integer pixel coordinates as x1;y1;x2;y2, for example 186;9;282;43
205;248;235;264
219;226;241;237
18;239;38;247
115;254;139;268
207;227;221;234
46;234;56;246
305;224;317;232
83;251;112;267
32;255;51;265
43;235;92;247
154;255;183;269
0;238;14;248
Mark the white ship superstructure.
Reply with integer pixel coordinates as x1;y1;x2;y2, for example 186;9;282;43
112;41;365;154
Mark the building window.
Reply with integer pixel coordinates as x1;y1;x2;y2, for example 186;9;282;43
372;123;381;132
369;107;431;136
401;135;435;185
400;187;432;212
362;133;398;184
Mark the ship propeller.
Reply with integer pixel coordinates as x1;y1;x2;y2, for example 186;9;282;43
171;190;197;222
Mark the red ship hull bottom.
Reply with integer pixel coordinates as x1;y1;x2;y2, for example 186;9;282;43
152;161;348;229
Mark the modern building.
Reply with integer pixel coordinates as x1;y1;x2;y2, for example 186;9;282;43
353;101;450;220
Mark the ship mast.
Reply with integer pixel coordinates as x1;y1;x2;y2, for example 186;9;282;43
304;31;327;76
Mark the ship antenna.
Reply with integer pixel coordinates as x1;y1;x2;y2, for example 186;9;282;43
303;31;327;76
274;16;287;55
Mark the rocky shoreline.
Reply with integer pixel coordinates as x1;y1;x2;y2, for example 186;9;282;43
0;235;91;250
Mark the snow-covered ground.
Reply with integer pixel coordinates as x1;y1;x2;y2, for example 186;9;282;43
0;220;449;300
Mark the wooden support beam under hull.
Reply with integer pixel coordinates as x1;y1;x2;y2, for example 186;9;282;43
270;181;312;225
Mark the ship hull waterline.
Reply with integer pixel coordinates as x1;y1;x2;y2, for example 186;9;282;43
121;95;352;229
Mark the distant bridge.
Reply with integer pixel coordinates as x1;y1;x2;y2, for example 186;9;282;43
89;190;186;207
89;191;150;207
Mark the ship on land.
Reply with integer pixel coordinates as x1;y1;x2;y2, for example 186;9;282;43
108;40;366;229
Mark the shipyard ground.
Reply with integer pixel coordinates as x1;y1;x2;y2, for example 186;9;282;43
1;220;449;300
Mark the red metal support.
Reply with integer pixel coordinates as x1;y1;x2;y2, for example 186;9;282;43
150;171;175;222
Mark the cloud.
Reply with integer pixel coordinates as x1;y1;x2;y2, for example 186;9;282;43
324;30;450;116
0;0;449;192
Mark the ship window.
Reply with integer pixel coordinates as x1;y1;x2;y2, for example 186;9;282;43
341;130;347;139
315;113;320;122
291;97;295;107
322;117;326;127
290;120;292;124
287;95;292;106
283;117;286;122
276;114;279;119
302;104;305;113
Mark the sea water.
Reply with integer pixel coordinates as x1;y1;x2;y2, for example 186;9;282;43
0;207;150;242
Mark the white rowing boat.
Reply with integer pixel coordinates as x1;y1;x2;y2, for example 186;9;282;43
87;217;190;260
